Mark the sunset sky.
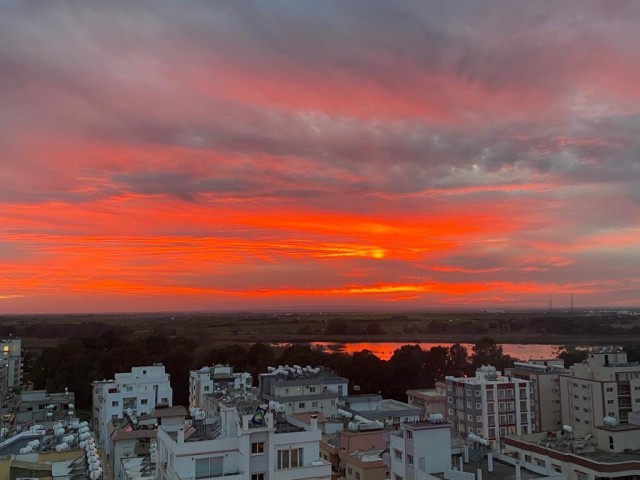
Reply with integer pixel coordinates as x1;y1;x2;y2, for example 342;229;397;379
2;1;640;313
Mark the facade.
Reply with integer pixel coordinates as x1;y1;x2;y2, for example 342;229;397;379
92;364;173;449
155;397;331;480
189;364;252;410
385;419;453;480
15;389;75;424
559;347;640;436
259;365;348;417
0;337;21;389
343;449;387;480
321;423;387;478
506;359;567;432
406;381;447;417
445;365;535;448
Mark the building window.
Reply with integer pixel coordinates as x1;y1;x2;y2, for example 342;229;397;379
406;430;413;440
475;390;481;397
312;401;318;408
606;387;613;392
309;386;316;393
141;399;148;405
467;401;472;408
355;472;361;480
476;403;481;409
407;454;414;465
195;457;223;478
476;416;482;422
348;467;353;475
161;397;168;403
111;401;118;407
298;402;305;409
486;391;494;401
277;447;303;469
394;449;402;460
251;474;265;480
251;442;265;454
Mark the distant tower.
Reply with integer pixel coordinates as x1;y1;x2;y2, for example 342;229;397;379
549;294;553;311
571;293;574;312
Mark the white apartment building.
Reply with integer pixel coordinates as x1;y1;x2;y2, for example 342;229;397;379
446;365;535;449
155;397;331;480
92;364;173;450
559;346;640;436
506;359;567;432
259;365;348;417
385;418;453;480
1;337;21;389
189;364;252;410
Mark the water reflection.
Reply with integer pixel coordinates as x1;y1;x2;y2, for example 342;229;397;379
311;342;562;361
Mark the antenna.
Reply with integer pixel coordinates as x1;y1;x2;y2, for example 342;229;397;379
571;293;574;312
549;294;553;311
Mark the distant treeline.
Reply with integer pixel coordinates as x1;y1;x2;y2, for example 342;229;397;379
30;329;630;412
0;322;132;339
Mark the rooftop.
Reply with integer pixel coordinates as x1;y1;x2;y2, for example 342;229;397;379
505;431;640;465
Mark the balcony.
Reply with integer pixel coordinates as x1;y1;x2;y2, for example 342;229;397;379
176;473;243;480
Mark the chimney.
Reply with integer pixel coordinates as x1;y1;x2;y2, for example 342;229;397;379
310;414;318;431
177;427;185;443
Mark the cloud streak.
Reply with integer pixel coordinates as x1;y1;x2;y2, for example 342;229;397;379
1;0;639;312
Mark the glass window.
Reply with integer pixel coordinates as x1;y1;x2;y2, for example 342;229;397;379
251;442;265;454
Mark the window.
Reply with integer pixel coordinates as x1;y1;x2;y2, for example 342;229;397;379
312;401;318;408
111;401;118;407
309;386;316;393
606;387;613;392
355;472;360;480
298;402;305;409
161;397;168;403
468;414;473;421
486;391;494;401
141;399;148;405
394;449;402;460
251;474;265;480
406;430;413;440
251;442;265;454
608;399;614;404
475;390;481;397
348;467;353;475
467;401;472;408
476;403;481;409
277;447;303;469
476;416;482;422
195;457;223;479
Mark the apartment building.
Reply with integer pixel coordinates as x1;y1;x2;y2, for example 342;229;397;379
321;420;386;478
504;412;640;480
559;346;640;436
341;394;421;428
259;365;348;417
0;337;21;389
92;364;173;449
506;359;567;432
155;395;331;480
445;365;534;448
385;418;453;480
406;381;447;417
15;389;75;424
189;364;252;410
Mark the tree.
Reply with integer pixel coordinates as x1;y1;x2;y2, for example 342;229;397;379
471;337;512;371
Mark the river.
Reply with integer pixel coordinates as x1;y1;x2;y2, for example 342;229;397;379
310;342;564;361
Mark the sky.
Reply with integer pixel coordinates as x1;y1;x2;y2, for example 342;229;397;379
1;1;640;313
